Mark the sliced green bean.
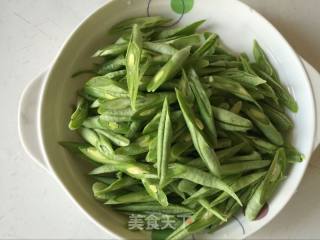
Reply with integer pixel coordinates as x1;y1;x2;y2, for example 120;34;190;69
189;68;217;145
144;41;178;55
68;97;88;130
95;128;130;146
219;69;266;86
243;103;284;145
221;160;270;175
166;34;202;49
97;55;125;75
261;103;293;131
176;89;221;177
213;106;252;129
93;43;128;57
147;46;191;92
157;20;205;39
110;16;171;33
126;24;142;109
168;163;241;206
84;77;127;99
105;190;154;204
216;142;246;161
89;164;118;175
157;99;172;188
116;202;192;214
142;178;168;207
228;151;262;162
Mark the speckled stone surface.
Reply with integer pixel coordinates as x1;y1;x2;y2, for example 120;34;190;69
1;0;320;238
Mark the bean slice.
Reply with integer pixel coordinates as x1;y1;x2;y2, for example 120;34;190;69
147;46;191;92
176;89;222;177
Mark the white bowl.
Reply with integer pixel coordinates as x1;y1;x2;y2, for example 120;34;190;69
18;0;320;239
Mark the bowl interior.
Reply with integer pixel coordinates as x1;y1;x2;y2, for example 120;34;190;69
39;0;315;239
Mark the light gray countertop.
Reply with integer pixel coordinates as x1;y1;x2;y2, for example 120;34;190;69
1;0;320;239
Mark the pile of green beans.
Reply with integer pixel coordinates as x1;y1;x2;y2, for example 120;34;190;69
61;16;303;240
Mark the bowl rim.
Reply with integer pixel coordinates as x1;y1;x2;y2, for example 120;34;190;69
37;0;316;239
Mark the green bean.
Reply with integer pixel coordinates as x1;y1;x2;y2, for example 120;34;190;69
94;128;130;146
89;164;118;175
216;142;246;161
97;55;125;75
104;69;127;80
219;69;266;86
177;180;197;195
217;121;252;132
99;107;133;122
207;54;236;62
68;97;88;130
211;76;259;107
110;16;171;33
198;67;227;76
230;101;242;114
176;89;221;177
146;137;157;163
210;171;266;207
157;99;172;188
253;40;278;80
247;87;265;100
116;202;192;214
144;41;178;55
259;83;279;103
209;60;241;68
239;53;256;75
115;132;156;155
221;160;270;175
166;34;202;49
143;110;181;134
93;176;116;185
197;198;227;222
126;120;143;139
261;103;293;131
285;144;304;163
126;24;142;109
244;150;285;220
142;178;168;207
213;106;252;129
97;176;138;193
178;69;194;105
92;182;124;201
189;68;217;145
215;138;232;149
105;190;154;204
192;33;217;58
170;133;193;161
168;163;241;206
151;54;171;64
147;46;191;92
228;151;262;162
79;146;134;164
99;120;131;134
84;77;128;99
248;136;278;154
80;127;114;154
243;103;284;145
93;43;128;57
111;162;157;179
157;20;205;39
182;174;240;205
82;116;105;129
253;66;298;112
59;141;97;164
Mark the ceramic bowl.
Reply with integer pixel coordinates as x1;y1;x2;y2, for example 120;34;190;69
18;0;320;239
